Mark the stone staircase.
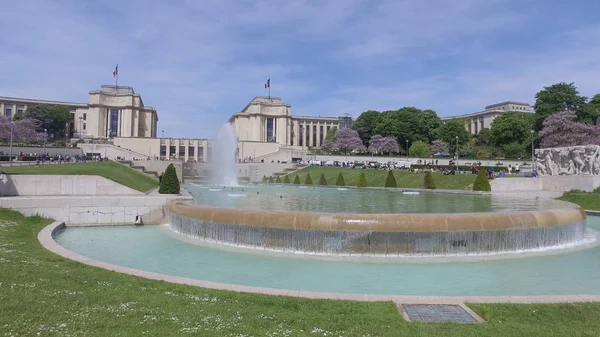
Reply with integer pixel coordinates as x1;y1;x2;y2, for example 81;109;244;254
117;160;160;178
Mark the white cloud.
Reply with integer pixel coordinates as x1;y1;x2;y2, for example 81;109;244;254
0;0;599;137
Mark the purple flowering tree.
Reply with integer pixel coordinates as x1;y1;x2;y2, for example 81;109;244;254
334;128;366;154
380;136;399;154
431;139;449;154
0;116;47;144
539;111;600;148
321;139;338;152
368;135;384;153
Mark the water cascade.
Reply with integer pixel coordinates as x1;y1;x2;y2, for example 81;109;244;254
207;123;238;186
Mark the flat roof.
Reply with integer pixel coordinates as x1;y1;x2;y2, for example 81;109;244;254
0;96;87;108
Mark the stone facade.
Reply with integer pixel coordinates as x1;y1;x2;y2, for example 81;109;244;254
535;145;600;176
442;101;533;135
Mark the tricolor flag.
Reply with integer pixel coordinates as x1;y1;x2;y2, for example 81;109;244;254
113;65;118;77
264;78;270;88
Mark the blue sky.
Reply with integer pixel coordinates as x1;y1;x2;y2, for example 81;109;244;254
1;0;599;138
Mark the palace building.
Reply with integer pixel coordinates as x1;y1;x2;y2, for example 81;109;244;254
441;101;533;135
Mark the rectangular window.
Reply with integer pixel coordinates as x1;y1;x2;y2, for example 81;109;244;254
197;146;204;161
179;146;185;157
83;123;86;130
188;146;195;158
266;118;276;142
319;125;324;145
5;108;11;117
299;125;304;146
83;113;87;121
312;125;317;147
169;146;176;158
109;109;119;137
160;145;166;156
16;109;23;116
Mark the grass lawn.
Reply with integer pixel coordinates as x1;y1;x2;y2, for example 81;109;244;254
286;166;479;190
0;161;158;193
2;209;600;336
559;189;600;211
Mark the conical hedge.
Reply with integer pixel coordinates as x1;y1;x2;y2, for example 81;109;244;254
262;176;267;183
275;176;281;183
319;173;328;186
158;163;180;194
384;170;397;188
268;176;274;183
423;172;436;189
304;173;313;185
293;175;301;184
473;169;491;191
283;175;291;184
357;171;367;187
335;172;345;186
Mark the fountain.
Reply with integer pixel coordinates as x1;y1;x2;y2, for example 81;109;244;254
207;123;238;186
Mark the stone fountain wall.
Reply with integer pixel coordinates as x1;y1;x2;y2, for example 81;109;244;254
168;201;588;256
535;145;600;176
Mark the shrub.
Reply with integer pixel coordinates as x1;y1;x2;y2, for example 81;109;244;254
335;172;346;186
304;173;313;185
423;172;436;189
384;170;397;188
268;176;274;183
319;173;327;186
473;169;492;191
262;176;267;183
275;176;281;183
293;175;301;184
158;163;180;194
283;175;291;184
357;171;367;187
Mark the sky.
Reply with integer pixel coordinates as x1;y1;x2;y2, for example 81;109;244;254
1;0;600;139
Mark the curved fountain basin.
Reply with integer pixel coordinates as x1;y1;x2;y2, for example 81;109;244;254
168;196;587;255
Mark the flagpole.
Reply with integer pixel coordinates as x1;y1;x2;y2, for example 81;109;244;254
268;77;271;100
115;64;118;89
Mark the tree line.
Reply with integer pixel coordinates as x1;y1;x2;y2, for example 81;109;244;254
0;104;72;145
321;82;600;159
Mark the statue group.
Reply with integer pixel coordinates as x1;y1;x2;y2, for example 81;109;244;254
535;145;600;176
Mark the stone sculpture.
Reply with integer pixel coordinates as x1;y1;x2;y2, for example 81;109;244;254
534;145;600;176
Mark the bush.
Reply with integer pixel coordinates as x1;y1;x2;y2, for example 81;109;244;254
304;173;313;185
268;176;274;183
275;176;281;183
158;163;180;194
319;173;327;186
423;172;436;189
293;175;301;184
384;170;397;188
473;169;492;191
357;172;367;187
262;176;267;183
283;175;291;184
335;172;345;186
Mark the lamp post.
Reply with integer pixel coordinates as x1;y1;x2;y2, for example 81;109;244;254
455;136;459;171
9;122;14;166
162;130;164;138
405;139;409;161
43;129;47;159
530;129;535;172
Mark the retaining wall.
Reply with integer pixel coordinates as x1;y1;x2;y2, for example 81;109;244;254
0;175;142;196
491;176;600;192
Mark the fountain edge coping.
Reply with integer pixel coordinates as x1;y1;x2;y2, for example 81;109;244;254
40;221;600;304
168;200;587;232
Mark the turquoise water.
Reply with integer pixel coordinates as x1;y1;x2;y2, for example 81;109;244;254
54;216;600;296
185;184;567;214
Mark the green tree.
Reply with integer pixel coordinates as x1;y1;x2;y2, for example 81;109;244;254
408;140;431;158
293;175;300;184
437;118;471;154
352;110;380;145
384;170;397;188
262;176;267;183
158;164;180;194
357;171;367;187
372;107;440;146
503;142;525;159
283;175;291;184
275;176;281;183
474;128;491;146
533;82;587;131
325;127;337;141
24;104;71;140
577;93;600;124
268;176;274;183
473;169;491;191
335;172;346;186
423;172;436;189
304;173;313;185
489;112;534;147
319;173;327;186
419;109;443;142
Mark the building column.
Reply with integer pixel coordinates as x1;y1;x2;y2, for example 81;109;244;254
316;122;321;147
302;121;307;148
293;120;299;146
286;118;291;146
184;140;189;161
165;140;170;159
308;122;314;148
0;103;4;116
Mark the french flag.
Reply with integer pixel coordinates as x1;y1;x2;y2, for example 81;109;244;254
113;65;118;77
264;78;270;88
